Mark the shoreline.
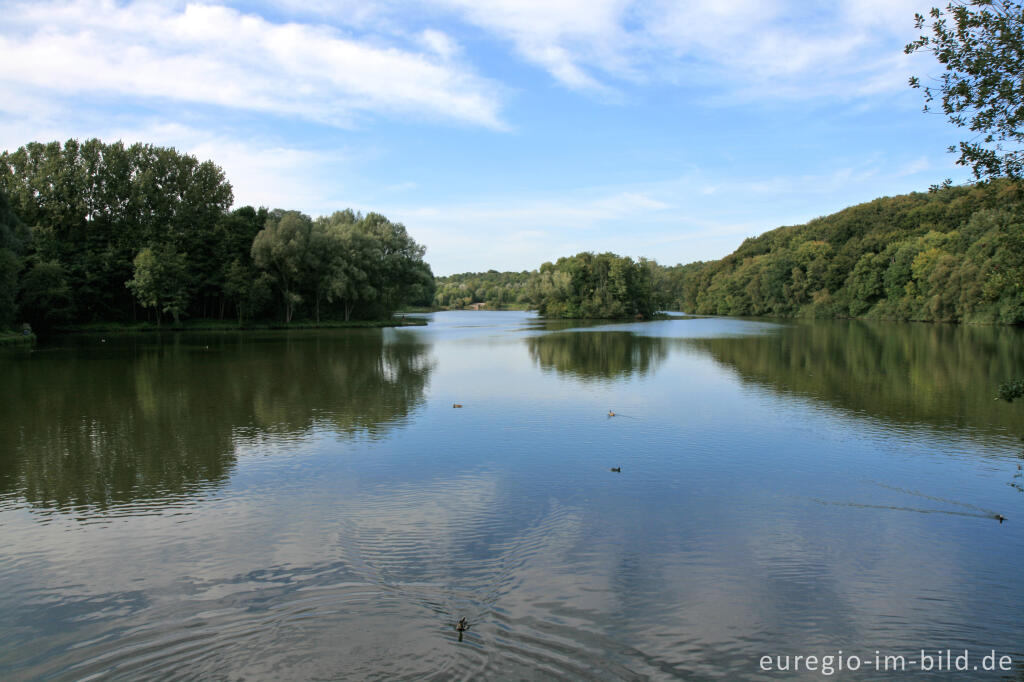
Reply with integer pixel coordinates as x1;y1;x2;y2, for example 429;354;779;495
47;318;428;335
0;332;36;347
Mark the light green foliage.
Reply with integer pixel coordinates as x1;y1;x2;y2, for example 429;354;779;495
126;245;190;325
906;0;1024;181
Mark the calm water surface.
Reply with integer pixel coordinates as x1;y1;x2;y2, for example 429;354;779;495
2;312;1024;679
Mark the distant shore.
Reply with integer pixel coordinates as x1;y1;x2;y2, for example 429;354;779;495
36;318;428;336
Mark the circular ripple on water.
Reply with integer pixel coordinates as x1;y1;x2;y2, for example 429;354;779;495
26;478;618;679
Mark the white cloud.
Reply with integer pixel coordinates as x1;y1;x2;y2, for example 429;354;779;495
428;0;630;92
0;0;931;138
840;0;925;31
330;0;924;101
0;0;505;129
0;0;956;278
896;156;931;178
419;28;460;60
185;138;341;212
635;0;922;101
380;149;956;275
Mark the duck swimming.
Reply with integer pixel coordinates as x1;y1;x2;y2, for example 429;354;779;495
455;617;470;641
608;410;615;417
996;514;1007;523
610;467;621;473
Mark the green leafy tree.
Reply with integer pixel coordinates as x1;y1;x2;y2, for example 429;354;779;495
0;249;18;330
0;189;27;330
1;139;443;328
0;139;232;322
18;260;74;331
535;252;656;319
251;210;314;323
434;269;535;310
223;258;272;325
126;245;190;326
306;210;434;321
304;220;347;325
327;231;376;322
215;206;270;320
847;252;886;316
998;378;1024;401
906;0;1024;181
354;212;433;317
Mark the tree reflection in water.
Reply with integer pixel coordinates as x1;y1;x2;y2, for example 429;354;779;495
525;331;670;383
0;330;433;511
687;319;1024;439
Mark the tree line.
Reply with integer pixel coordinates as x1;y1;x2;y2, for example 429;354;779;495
4;140;1023;332
437;182;1024;324
436;252;659;319
434;1;1024;325
0;139;433;332
5;4;1024;332
660;181;1024;324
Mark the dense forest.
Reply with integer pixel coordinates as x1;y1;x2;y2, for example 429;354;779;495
0;139;433;333
438;181;1024;324
433;269;535;309
664;181;1024;324
434;253;655;318
3;139;1024;332
435;252;659;319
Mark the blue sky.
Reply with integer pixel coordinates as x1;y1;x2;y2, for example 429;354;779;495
0;0;970;275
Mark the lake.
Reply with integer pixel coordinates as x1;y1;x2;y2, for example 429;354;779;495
2;311;1023;679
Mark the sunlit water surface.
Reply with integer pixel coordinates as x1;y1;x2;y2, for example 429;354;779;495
2;312;1024;679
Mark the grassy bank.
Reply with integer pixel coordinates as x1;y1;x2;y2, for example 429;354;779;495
0;331;36;347
50;318;428;334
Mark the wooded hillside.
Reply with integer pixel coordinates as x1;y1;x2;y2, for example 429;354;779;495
658;181;1024;324
440;182;1024;324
